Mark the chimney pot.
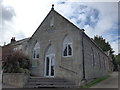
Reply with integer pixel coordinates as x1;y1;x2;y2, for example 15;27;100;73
11;37;16;43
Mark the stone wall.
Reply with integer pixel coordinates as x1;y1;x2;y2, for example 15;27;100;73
83;33;110;80
28;10;83;86
3;73;29;88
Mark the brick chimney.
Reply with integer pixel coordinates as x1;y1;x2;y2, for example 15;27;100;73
11;37;16;43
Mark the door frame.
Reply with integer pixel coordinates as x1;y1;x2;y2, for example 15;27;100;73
44;54;55;78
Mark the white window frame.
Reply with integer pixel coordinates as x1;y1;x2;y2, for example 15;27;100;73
62;42;73;57
44;54;55;77
32;42;40;67
32;42;40;59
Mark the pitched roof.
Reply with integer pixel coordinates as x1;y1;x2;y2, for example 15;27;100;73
30;7;82;40
3;37;30;47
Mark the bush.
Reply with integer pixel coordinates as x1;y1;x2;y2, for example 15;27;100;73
2;50;31;74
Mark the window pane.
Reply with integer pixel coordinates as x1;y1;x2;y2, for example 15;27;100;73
68;44;72;55
63;46;67;56
62;36;73;57
36;49;39;58
37;54;39;58
33;42;40;59
46;57;49;76
33;51;35;58
51;57;54;76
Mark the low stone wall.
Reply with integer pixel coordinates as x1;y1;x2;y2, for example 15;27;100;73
3;73;29;88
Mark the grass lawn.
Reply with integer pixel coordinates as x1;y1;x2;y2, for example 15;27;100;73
80;75;111;88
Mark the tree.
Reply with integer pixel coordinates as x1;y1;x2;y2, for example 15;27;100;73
93;35;114;54
92;35;117;71
115;54;120;65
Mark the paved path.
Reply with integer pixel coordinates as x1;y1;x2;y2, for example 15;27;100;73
2;72;119;89
91;72;118;88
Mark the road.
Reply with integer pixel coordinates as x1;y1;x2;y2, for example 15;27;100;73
91;72;119;88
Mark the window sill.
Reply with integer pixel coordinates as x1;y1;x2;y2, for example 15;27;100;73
62;55;73;58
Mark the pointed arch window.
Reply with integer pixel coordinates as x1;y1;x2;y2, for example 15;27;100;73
98;53;101;70
33;42;40;59
62;36;73;57
91;47;95;66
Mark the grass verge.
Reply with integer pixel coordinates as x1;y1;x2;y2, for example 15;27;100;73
80;75;111;88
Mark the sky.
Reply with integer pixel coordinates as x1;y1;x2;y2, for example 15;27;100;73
0;0;119;54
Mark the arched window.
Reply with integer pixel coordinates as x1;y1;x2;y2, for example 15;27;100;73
33;42;40;59
91;47;95;66
62;36;73;57
98;53;101;70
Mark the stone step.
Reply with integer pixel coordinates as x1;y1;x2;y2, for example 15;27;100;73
24;77;75;88
24;84;75;88
30;77;66;80
28;77;68;82
27;81;74;85
28;78;67;82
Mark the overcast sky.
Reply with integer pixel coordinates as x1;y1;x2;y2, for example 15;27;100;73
0;0;119;54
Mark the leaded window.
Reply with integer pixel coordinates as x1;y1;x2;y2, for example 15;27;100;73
33;42;40;59
63;36;73;57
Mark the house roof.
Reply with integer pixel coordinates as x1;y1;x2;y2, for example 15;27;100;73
3;37;30;47
12;38;30;46
29;6;108;56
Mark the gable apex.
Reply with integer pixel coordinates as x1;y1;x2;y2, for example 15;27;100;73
30;6;82;40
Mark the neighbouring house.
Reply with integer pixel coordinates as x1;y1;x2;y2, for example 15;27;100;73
2;37;29;59
2;5;113;87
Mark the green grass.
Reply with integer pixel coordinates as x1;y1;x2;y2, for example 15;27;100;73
80;75;111;88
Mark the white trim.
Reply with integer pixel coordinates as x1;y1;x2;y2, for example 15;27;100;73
44;54;55;77
62;42;73;57
32;42;40;59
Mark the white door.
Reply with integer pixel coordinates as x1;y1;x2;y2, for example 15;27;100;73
45;54;55;77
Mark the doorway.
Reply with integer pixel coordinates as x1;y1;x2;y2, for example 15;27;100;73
45;54;55;77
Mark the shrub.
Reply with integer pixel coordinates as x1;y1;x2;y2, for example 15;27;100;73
2;50;31;74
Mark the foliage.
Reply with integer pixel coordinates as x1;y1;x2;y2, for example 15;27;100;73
92;35;118;70
80;75;110;88
115;54;120;65
2;49;31;74
92;35;114;54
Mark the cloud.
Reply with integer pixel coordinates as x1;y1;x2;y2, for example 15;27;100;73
2;6;15;22
0;0;118;55
0;1;16;24
110;40;118;54
56;2;118;54
0;2;25;45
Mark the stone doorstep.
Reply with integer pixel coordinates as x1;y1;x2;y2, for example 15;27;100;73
24;77;76;88
24;84;75;88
